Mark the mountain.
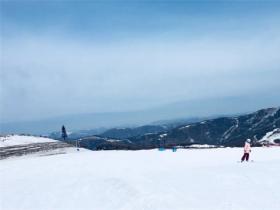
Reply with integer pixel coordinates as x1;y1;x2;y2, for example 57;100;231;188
131;107;280;147
75;136;137;150
99;125;168;139
75;107;280;150
1;93;280;135
99;116;239;140
258;128;280;145
72;118;217;150
48;128;107;140
49;117;206;141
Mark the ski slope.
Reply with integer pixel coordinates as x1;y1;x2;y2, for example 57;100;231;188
0;135;57;147
1;147;279;210
0;135;87;159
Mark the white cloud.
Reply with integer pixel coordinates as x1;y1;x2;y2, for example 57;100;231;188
1;24;280;121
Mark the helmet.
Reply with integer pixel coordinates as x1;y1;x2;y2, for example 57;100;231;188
246;139;251;143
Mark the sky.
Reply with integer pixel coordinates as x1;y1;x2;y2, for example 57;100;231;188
1;0;280;123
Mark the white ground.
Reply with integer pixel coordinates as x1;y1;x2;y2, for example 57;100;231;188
1;147;280;210
0;135;57;147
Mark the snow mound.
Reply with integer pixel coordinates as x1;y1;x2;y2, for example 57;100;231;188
0;135;57;147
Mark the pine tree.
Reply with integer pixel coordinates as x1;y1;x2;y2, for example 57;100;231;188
61;125;67;140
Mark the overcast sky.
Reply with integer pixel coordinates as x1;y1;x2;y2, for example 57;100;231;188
1;0;280;123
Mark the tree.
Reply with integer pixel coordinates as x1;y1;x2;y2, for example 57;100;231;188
61;125;68;140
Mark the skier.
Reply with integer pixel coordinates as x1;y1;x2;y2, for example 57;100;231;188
241;139;251;162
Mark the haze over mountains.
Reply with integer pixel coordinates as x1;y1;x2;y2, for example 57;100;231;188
1;93;280;135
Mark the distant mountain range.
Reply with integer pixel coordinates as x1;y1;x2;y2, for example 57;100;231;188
1;93;280;135
48;128;107;140
99;125;168;139
72;107;280;150
47;117;203;140
146;107;280;147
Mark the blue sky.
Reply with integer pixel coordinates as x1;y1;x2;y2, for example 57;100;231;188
2;1;280;41
1;0;280;122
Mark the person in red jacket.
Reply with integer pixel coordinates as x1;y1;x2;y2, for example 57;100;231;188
241;139;251;162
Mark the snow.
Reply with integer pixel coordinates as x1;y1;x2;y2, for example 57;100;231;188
159;133;167;138
259;129;280;144
1;147;280;210
0;135;89;160
222;118;239;140
188;144;217;148
0;135;57;147
3;147;89;160
179;125;191;130
106;139;123;142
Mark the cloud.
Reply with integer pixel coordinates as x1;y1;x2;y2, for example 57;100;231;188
1;1;280;122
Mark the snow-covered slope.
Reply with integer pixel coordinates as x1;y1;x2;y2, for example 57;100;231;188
0;135;87;159
1;147;279;210
0;135;57;147
259;128;280;144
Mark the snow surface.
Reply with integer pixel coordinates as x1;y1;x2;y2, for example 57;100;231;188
0;135;57;147
106;139;123;142
1;147;280;210
179;125;191;130
259;129;280;144
159;133;167;138
187;144;217;148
